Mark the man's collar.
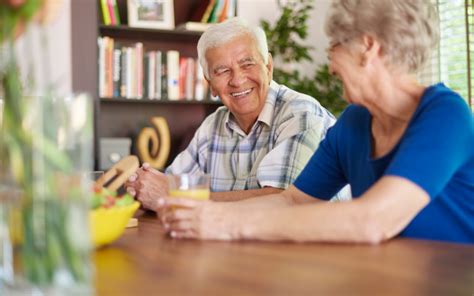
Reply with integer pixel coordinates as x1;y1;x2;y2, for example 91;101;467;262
257;80;280;127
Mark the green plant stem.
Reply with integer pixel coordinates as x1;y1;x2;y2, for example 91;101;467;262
1;2;89;286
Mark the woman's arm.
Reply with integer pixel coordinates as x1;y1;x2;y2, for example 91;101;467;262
157;185;321;240
161;176;429;243
239;176;429;243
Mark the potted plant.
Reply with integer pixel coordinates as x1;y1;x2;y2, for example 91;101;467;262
261;0;347;116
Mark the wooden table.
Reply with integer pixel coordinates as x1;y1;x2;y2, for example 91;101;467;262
95;212;474;295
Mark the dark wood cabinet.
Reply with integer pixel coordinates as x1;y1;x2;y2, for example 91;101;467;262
71;1;221;169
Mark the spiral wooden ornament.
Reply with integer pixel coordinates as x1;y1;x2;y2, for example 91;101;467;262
137;117;170;170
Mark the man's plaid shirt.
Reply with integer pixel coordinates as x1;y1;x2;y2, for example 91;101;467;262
166;81;335;192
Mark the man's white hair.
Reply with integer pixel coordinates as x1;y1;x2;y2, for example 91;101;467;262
197;17;269;79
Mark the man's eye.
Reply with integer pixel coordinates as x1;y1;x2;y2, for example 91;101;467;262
216;69;229;75
243;63;254;68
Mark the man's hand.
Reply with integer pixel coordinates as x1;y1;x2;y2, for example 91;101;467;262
124;163;169;211
156;197;242;241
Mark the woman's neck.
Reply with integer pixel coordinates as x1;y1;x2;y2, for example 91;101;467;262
368;74;426;135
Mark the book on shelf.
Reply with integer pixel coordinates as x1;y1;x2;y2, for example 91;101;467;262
190;0;211;22
136;42;143;99
155;51;162;100
161;51;168;100
107;38;114;97
167;50;180;100
185;58;196;100
178;57;187;100
201;0;216;23
110;0;121;25
100;0;121;25
217;0;229;22
127;46;134;98
100;0;111;25
143;52;155;100
98;37;106;96
107;0;116;25
113;43;121;97
227;0;236;19
207;0;220;23
120;47;127;97
98;36;114;98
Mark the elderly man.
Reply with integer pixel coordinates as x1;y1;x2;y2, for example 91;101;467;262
125;17;335;209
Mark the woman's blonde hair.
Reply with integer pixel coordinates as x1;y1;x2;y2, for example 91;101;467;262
325;0;439;72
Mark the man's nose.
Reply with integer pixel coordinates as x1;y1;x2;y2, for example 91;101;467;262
228;70;246;87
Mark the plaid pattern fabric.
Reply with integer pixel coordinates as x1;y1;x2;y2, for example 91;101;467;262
166;81;336;192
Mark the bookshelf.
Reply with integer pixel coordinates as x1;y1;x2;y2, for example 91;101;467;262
71;0;223;169
100;97;221;105
99;25;204;41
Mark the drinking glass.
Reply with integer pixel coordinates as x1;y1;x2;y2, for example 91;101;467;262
167;174;210;201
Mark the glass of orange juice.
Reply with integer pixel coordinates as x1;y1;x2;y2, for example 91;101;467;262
167;174;210;201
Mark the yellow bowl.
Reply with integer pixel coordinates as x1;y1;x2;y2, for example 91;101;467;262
89;201;140;248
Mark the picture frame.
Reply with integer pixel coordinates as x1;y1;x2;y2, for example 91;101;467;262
127;0;175;30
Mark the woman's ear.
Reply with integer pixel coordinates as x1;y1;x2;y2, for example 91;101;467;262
361;34;381;67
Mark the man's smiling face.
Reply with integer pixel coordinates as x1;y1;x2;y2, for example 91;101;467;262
206;34;273;132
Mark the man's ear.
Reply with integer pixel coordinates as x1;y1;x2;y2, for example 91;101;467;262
205;77;217;97
360;34;381;67
266;53;273;82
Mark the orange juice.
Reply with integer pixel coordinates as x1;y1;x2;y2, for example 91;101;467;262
169;189;210;201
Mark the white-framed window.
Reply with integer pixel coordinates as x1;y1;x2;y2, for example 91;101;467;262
418;0;473;109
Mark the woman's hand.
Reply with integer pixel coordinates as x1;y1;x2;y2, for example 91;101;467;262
124;163;169;211
156;197;242;241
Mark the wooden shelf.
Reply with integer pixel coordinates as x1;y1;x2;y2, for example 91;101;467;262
70;0;220;169
100;97;221;105
99;25;202;42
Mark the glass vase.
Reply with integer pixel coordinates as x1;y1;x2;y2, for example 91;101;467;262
0;93;94;295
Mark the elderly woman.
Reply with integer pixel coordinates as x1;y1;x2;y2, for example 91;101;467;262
157;0;473;243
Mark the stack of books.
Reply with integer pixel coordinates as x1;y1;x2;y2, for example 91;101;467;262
177;0;237;32
98;37;211;102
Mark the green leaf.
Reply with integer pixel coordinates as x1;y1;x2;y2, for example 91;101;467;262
0;0;41;42
261;0;347;116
